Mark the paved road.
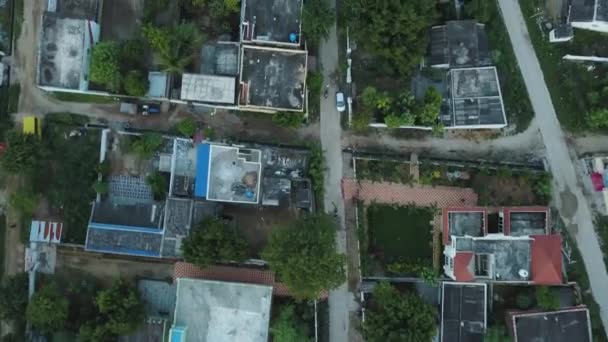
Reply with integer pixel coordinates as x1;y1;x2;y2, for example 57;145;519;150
498;0;608;334
318;4;359;342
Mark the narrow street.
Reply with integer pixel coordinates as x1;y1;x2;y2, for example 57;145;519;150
318;2;360;341
498;0;608;334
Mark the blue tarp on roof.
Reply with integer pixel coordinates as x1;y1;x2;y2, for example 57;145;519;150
170;326;187;342
195;143;211;198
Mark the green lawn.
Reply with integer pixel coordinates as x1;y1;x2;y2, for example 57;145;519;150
51;92;117;104
367;204;433;262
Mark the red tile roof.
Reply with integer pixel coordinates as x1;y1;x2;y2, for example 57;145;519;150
342;179;478;207
454;252;475;282
531;235;563;285
173;262;326;298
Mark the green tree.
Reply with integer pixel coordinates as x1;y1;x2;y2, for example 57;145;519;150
9;186;40;217
361;86;379;108
536;286;560;311
27;284;69;334
307;71;323;98
586;108;608;129
90;41;122;92
308;144;326;201
302;0;335;44
131;132;163;159
124;70;149;97
181;218;248;268
363;282;436;342
94;279;144;336
533;173;552;204
92;180;108;195
417;87;442;126
262;214;345;300
143;23;205;73
177;118;198;137
146;171;168;200
0;273;28;322
272;111;306;128
1;130;42;173
271;305;311;342
342;0;437;76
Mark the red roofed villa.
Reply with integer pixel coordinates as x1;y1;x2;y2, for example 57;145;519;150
442;206;563;285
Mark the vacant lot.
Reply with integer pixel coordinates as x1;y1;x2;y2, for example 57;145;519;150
222;204;299;258
367;204;433;263
29;114;99;243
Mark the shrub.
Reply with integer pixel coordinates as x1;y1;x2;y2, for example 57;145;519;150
90;42;122;92
536;286;560;311
92;180;108;195
123;70;149;97
177;118;197;137
272;111;305;128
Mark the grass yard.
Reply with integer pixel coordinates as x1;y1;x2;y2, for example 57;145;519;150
51;91;117;104
367;204;433;263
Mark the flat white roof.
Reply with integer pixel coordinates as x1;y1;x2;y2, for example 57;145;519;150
173;278;272;342
180;73;236;104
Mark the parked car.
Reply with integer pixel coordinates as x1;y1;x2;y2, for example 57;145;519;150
336;92;346;112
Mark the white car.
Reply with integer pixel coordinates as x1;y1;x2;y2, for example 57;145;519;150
336;92;346;112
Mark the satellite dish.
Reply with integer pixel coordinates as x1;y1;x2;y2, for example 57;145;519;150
518;269;529;278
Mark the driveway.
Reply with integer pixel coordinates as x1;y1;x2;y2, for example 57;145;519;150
318;2;360;341
498;0;608;334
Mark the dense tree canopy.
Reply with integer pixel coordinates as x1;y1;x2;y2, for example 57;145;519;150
302;0;335;44
124;70;149;97
363;282;436;342
131;132;164;159
177;118;197;137
78;279;144;341
262;214;345;300
270;304;311;342
27;284;69;334
181;218;248;268
90;41;122;92
0;273;28;322
343;0;437;76
143;23;205;73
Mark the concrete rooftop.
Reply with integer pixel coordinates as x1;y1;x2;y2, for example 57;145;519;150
173;278;272;342
240;45;307;111
207;145;262;203
38;14;87;89
242;0;302;44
